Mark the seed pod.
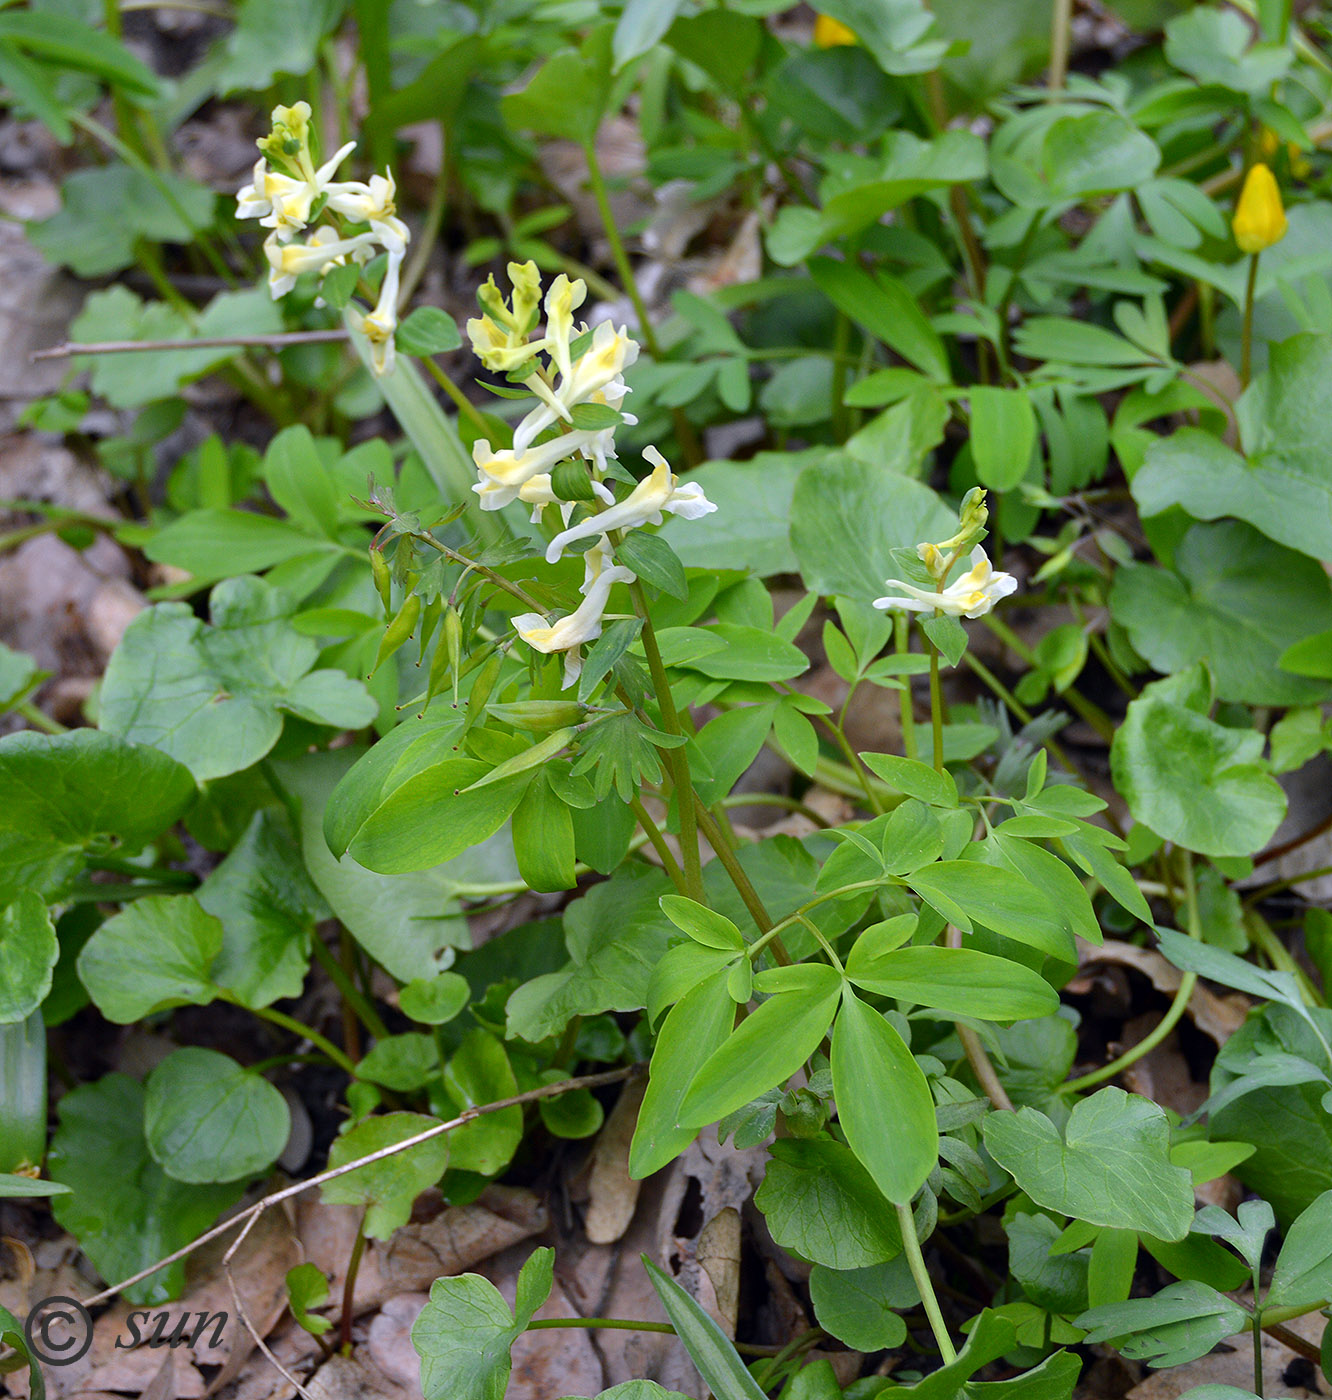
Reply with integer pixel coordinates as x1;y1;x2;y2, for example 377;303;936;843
486;700;587;731
369;592;421;678
417;597;442;666
464;649;504;731
370;548;393;615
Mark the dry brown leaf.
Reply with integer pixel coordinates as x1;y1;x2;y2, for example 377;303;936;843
303;1352;415;1400
378;1185;547;1295
365;1292;428;1392
1078;939;1249;1045
696;1208;741;1338
585;1077;648;1245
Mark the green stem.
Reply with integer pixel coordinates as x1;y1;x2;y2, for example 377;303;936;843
1254;1286;1265;1399
983;614;1116;741
721;791;833;827
397;122;449;308
582;137;701;467
631;584;705;903
17;701;66;735
895;613;918;762
422;355;491;438
928;642;945;774
339;1209;368;1352
247;1002;356;1076
896;1200;956;1363
628;793;687;893
583;140;659;360
1048;0;1073;92
1060;852;1201;1095
311;936;390;1042
1241;250;1260;389
818;713;884;815
693;802;793;966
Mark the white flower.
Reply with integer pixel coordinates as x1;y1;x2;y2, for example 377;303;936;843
544;446;715;564
264;227;377;298
472;427;609;494
873;545;1017;619
511;543;635;687
514;320;640;453
325;171;410;252
473;470;614;517
361;245;403;377
543;274;587;381
236;142;357;237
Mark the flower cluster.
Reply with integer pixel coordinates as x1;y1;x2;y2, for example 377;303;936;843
236;102;409;375
469;264;717;686
874;488;1017;620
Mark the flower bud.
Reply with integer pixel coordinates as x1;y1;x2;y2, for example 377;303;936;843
1233;163;1288;254
813;14;857;46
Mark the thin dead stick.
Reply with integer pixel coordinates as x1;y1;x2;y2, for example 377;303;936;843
221;1210;317;1400
79;1065;641;1309
31;329;350;362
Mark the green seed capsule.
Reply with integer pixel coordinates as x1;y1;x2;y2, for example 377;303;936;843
465;650;504;731
486;701;586;731
370;548;392;615
443;606;463;707
369;592;420;677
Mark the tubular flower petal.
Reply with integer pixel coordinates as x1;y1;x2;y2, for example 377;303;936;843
874;545;1017;619
473;473;615;519
544;274;588;382
543;446;716;563
512;550;636;688
361;246;404;378
264;229;378;298
513;321;641;453
1233;163;1288;254
472;428;609;492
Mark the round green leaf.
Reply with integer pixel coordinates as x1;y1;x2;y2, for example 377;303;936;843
0;728;196;905
790;454;954;603
809;1259;913;1351
144;1047;290;1184
983;1086;1195;1241
753;1138;903;1269
1110;521;1332;705
1111;668;1286;858
0;893;56;1024
400;972;470;1025
49;1073;240;1304
77;894;222;1023
323;1112;451;1239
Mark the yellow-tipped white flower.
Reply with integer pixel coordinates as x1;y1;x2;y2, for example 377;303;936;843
874;545;1017;619
544;274;588;381
544;446;715;564
236;142;358;238
472;428;609;494
264;227;377;298
511;543;635;687
473;472;615;520
360;246;404;378
325;170;409;252
515;320;641;453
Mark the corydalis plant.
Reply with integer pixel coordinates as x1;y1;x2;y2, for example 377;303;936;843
236;101;409;375
468;263;717;687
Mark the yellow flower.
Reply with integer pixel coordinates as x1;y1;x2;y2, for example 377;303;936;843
814;14;857;47
1233;163;1288;254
